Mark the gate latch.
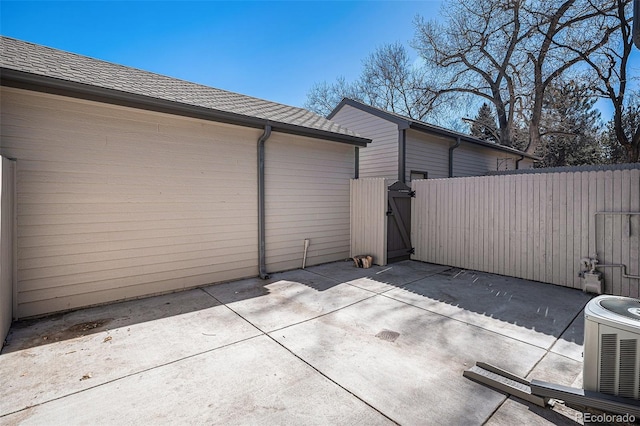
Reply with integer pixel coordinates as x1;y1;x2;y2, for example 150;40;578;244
409;191;416;198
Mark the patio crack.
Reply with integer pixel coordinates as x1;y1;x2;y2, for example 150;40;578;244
0;333;265;419
481;298;591;425
205;291;400;425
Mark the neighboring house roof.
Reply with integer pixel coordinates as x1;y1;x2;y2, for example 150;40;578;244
328;98;537;158
0;36;369;147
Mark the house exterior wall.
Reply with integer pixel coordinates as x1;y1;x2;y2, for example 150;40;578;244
518;158;535;169
330;105;398;180
406;128;531;181
1;156;15;341
0;87;355;318
264;133;354;272
331;104;534;183
1;87;260;317
453;143;524;177
405;129;450;180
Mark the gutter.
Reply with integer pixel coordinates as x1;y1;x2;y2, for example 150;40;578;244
354;147;359;179
448;136;461;178
329;99;536;160
0;69;370;147
257;125;272;279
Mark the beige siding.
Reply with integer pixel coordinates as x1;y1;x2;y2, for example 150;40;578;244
453;143;521;177
350;178;387;266
1;157;16;340
412;170;640;297
405;129;450;180
1;87;261;318
518;158;535;169
406;129;526;181
331;105;398;180
264;133;354;271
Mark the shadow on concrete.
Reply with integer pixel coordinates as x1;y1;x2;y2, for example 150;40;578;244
205;269;342;305
389;264;592;345
305;259;591;348
1;288;226;354
488;396;582;425
2;259;592;355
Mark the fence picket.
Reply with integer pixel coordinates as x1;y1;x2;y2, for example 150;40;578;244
621;170;631;296
347;167;639;297
572;173;582;289
630;170;640;298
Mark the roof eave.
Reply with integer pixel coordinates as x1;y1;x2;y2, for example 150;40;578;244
0;68;370;147
408;121;538;160
330;97;538;160
328;98;410;129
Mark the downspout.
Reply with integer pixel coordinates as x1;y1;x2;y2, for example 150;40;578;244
515;154;525;170
448;136;461;178
398;128;406;183
257;125;272;279
354;147;359;179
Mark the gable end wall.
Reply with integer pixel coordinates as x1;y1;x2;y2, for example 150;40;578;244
330;105;399;181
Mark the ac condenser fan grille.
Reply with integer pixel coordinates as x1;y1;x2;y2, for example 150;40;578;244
584;296;640;400
598;332;639;399
619;338;637;399
600;334;617;395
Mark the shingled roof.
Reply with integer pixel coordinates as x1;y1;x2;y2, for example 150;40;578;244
0;36;369;146
329;98;537;158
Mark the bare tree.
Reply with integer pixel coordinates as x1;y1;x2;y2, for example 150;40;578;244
305;43;435;119
412;0;621;153
357;43;431;119
601;93;640;163
305;77;361;117
556;0;638;161
413;0;529;147
521;0;622;154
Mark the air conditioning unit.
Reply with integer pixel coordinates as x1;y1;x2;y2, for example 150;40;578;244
583;295;640;400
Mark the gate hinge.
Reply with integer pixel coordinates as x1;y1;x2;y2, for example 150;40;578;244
409;191;416;198
386;210;393;216
409;248;415;254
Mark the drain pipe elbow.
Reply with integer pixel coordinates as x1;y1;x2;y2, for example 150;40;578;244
515;154;525;170
258;125;272;279
449;136;461;178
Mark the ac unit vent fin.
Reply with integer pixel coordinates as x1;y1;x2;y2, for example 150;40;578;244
619;338;637;399
600;333;617;394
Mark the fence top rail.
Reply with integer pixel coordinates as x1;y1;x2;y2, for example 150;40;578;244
487;163;640;176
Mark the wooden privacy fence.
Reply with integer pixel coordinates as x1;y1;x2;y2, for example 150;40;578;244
350;178;387;266
411;168;640;297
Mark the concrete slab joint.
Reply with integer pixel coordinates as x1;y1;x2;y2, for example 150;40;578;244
0;260;591;425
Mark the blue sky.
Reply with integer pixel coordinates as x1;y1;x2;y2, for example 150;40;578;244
0;1;442;108
0;0;637;121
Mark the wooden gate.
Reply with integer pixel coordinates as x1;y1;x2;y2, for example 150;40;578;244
387;181;414;262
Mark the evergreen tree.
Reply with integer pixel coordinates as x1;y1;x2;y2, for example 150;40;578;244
470;103;499;143
601;97;640;164
535;82;604;167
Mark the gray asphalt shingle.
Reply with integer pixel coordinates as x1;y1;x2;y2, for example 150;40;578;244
0;36;360;139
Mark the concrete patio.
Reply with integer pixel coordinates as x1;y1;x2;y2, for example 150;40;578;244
0;260;592;425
